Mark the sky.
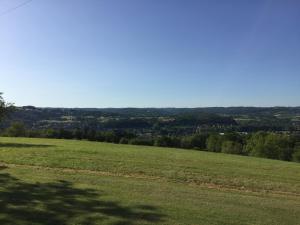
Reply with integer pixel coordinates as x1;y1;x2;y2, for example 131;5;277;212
0;0;300;107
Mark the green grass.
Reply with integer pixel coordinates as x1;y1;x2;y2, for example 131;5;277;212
0;137;299;225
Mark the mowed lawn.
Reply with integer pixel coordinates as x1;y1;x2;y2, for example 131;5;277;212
0;137;299;225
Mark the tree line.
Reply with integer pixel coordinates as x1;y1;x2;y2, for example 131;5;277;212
2;121;300;163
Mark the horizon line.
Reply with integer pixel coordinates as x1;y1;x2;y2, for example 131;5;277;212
18;105;300;109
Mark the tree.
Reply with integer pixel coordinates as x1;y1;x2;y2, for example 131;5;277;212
119;137;129;144
245;132;295;161
206;134;222;152
4;122;26;137
221;141;243;155
58;128;73;139
244;132;267;156
223;132;243;144
129;137;154;146
190;134;209;149
73;128;83;140
292;146;300;162
180;136;193;149
0;93;14;123
155;136;180;148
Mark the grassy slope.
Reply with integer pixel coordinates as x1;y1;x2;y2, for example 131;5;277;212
0;137;299;225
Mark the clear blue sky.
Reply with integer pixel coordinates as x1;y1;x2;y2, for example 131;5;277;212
1;0;299;107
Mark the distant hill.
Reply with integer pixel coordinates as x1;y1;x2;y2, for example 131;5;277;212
1;106;300;133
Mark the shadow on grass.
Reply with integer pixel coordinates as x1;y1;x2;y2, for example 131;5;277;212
0;143;54;148
0;168;165;225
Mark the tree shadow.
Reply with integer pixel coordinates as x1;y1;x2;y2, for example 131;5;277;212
0;143;54;148
0;169;165;225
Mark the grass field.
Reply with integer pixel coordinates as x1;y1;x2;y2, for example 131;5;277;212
0;137;299;225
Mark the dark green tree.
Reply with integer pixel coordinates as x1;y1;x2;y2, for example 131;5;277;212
190;134;209;149
0;93;14;123
155;136;180;148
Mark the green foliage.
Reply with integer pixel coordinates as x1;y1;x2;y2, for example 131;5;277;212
43;129;58;138
174;113;237;126
223;132;244;144
180;134;209;150
86;129;97;141
190;134;208;149
180;136;193;149
129;137;154;146
102;131;119;143
245;132;295;160
206;134;222;152
73;129;83;140
292;146;300;162
154;136;180;148
221;141;244;155
0;93;14;122
4;122;26;137
119;137;129;144
1;120;299;163
58;128;73;139
3;106;300;139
